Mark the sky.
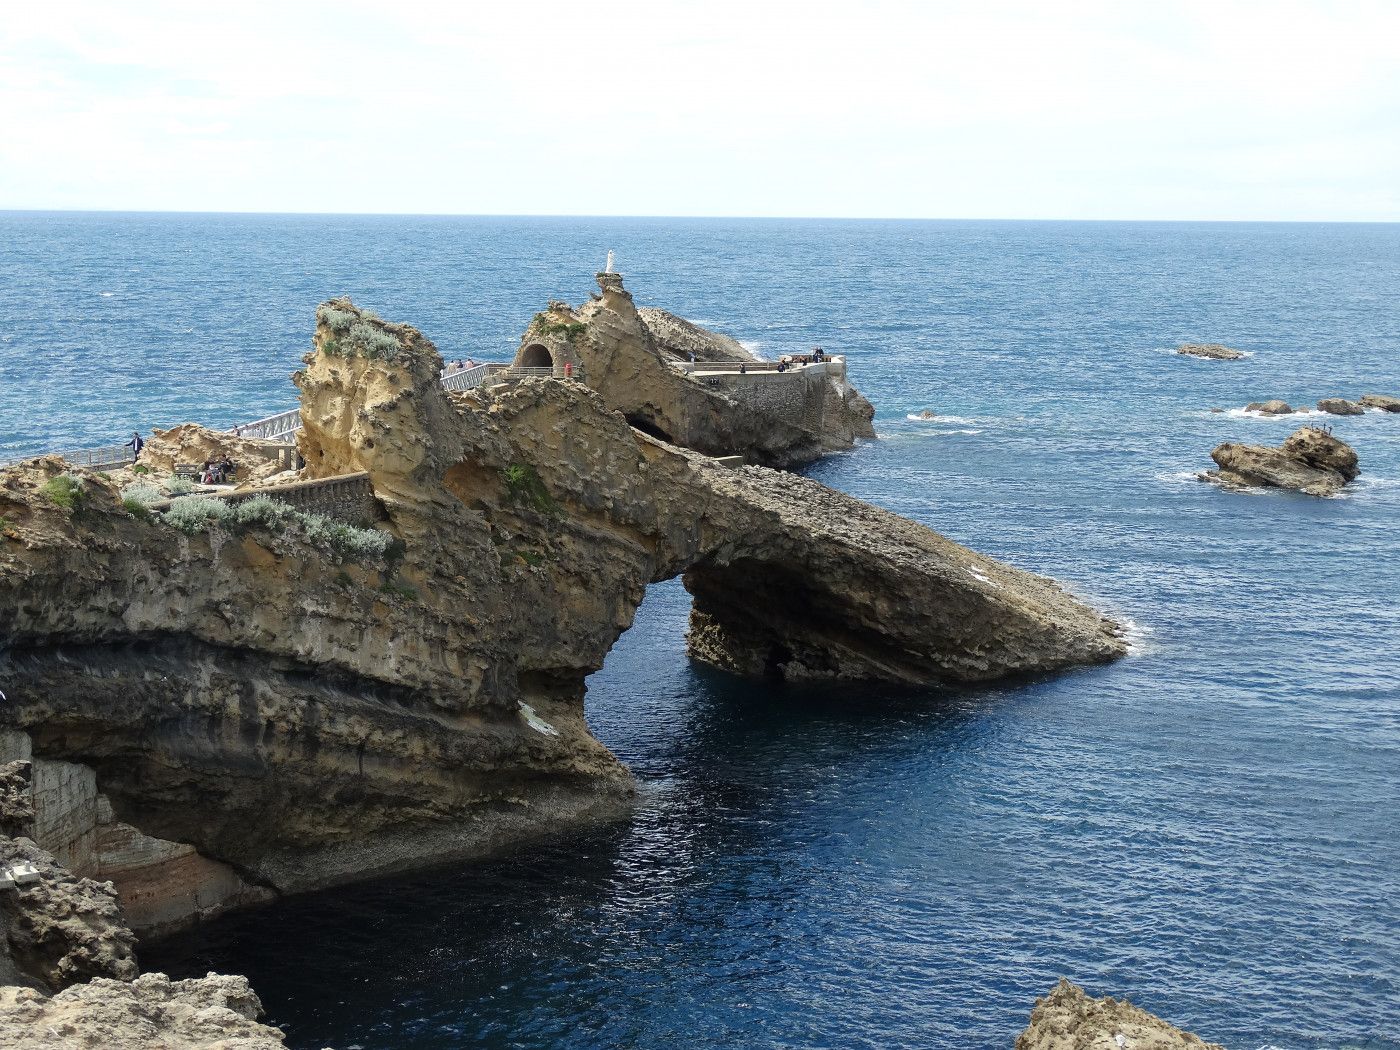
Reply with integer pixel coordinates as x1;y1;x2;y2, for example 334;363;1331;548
1;0;1398;220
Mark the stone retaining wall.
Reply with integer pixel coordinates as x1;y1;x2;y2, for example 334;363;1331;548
220;471;379;524
696;368;830;436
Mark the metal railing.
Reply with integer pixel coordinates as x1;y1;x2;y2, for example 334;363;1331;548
676;356;844;375
1;361;513;470
506;366;556;378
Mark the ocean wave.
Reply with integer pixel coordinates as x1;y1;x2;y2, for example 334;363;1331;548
99;291;115;297
738;339;763;353
1118;616;1156;655
1220;407;1325;420
1154;470;1205;487
905;413;978;424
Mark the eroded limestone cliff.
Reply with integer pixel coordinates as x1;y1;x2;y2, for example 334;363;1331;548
0;299;1122;923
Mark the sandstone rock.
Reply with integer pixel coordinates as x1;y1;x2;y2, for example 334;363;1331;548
1281;426;1359;481
0;299;1123;906
1177;344;1246;360
1204;426;1359;496
136;424;293;485
1360;393;1400;412
0;972;286;1049
0;836;137;991
1316;398;1364;416
1244;400;1293;416
511;275;875;467
1017;978;1222;1050
638;307;755;364
917;410;937;419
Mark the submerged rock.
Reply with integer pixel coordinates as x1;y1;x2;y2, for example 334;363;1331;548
1317;398;1364;416
1360;393;1400;412
1244;399;1294;415
1204;425;1359;496
0;972;286;1049
1017;978;1222;1050
1177;343;1246;360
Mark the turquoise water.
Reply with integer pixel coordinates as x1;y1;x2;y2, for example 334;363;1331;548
4;215;1399;1048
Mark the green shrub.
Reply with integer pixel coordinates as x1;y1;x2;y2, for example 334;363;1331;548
315;304;356;334
530;313;587;343
346;321;401;360
122;497;154;522
120;481;164;507
164;477;194;496
161;496;233;534
334;569;354;588
500;464;559;515
41;475;85;514
229;495;393;562
132;464;151;475
0;515;13;532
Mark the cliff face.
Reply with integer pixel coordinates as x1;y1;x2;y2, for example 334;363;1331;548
0;299;1122;916
514;275;875;466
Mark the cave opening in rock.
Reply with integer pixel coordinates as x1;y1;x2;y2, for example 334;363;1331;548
624;414;675;444
519;343;553;369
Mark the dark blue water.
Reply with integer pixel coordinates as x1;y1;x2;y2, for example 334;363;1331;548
5;215;1399;1048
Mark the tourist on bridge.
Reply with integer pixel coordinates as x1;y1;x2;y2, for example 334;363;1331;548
125;431;144;462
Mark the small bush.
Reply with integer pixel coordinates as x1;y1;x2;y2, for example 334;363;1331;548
316;304;356;334
379;580;418;601
334;569;354;588
231;496;297;529
164;478;194;496
229;495;392;562
161;496;233;534
500;464;560;515
132;464;151;475
346;321;401;360
123;497;154;522
0;515;13;533
120;481;164;507
41;475;85;514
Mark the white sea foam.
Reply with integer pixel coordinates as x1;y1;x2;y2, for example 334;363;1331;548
99;291;115;297
1118;616;1156;655
905;413;978;424
738;339;764;355
1155;470;1205;487
1222;406;1325;420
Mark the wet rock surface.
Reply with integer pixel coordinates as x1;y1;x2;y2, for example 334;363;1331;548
1361;393;1400;412
1177;343;1246;360
1205;425;1360;496
1245;399;1294;415
1016;978;1223;1050
1316;397;1364;416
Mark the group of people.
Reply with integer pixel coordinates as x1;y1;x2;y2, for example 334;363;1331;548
776;346;827;372
199;457;236;484
442;357;478;376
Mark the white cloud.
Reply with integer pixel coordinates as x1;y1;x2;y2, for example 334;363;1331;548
1;0;1397;218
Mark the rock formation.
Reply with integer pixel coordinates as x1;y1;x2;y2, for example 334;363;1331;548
0;299;1123;927
1361;393;1400;412
637;307;755;364
1317;398;1364;416
505;274;875;466
1204;425;1360;496
1017;979;1222;1050
1244;400;1293;415
0;972;287;1049
135;424;297;486
1177;344;1246;360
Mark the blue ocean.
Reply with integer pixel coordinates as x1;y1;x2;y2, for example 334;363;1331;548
3;214;1399;1049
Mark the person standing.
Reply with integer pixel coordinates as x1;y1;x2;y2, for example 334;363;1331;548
125;431;144;462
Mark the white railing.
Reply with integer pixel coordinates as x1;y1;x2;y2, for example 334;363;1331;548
507;366;556;377
0;359;513;470
231;408;302;443
676;355;844;375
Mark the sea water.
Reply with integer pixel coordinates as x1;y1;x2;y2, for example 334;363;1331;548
3;215;1398;1049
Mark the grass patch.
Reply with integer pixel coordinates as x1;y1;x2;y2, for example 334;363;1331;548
41;475;85;515
379;580;418;601
530;313;587;343
131;464;151;475
334;569;354;589
122;497;154;522
500;548;547;568
500;464;560;516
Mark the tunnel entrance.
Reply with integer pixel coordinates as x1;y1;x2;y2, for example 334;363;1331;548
625;414;675;444
519;343;553;369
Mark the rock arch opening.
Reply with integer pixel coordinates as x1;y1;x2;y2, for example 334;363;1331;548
519;343;553;369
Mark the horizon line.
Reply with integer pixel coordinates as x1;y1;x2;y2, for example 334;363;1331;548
0;208;1397;225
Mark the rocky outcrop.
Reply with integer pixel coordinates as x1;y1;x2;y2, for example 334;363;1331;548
1204;425;1360;496
1177;344;1246;360
0;299;1122;918
1017;979;1222;1050
135;424;295;486
1244;400;1294;415
511;275;875;467
1316;398;1364;416
0;972;286;1049
638;307;755;363
1361;393;1400;412
0;835;137;991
